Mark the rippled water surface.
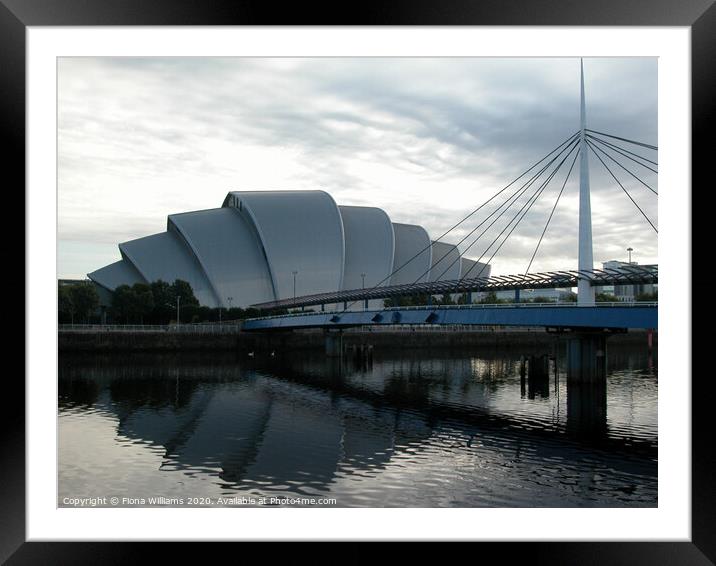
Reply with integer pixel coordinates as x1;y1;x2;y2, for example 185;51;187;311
59;344;657;507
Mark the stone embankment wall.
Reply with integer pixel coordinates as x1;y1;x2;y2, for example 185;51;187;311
59;328;656;353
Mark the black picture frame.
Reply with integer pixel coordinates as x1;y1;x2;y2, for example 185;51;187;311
6;0;711;563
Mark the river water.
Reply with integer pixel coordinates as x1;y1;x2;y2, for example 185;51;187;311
58;343;657;507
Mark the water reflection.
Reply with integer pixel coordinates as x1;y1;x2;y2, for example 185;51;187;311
59;345;657;507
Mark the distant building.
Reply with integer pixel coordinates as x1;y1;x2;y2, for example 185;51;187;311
490;288;574;302
58;278;88;286
601;260;657;301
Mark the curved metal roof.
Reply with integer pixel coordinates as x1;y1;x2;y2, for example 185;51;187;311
168;207;276;308
119;231;219;308
428;241;462;282
88;190;502;310
338;205;395;291
390;223;432;285
88;258;146;291
460;257;491;280
224;190;345;300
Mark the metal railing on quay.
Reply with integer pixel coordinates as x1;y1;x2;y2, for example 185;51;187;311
346;325;545;333
58;323;243;334
246;301;658;322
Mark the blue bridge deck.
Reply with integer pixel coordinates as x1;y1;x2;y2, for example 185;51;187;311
242;303;658;332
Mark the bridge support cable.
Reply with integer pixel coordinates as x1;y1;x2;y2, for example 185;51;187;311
442;140;581;284
586;140;658;233
337;131;579;313
525;148;581;274
586;133;658;170
586;139;658;196
415;136;582;285
585;129;658;152
378;131;578;284
443;140;579;283
425;140;578;285
458;141;582;285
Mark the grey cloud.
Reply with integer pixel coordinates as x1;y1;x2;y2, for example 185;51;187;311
58;56;658;278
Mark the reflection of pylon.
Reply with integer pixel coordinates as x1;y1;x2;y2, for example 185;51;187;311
578;58;595;306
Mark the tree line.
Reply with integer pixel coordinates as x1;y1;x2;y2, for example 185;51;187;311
58;279;286;324
58;279;657;324
384;291;578;307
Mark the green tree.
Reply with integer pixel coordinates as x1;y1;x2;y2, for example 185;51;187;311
131;283;155;324
58;284;75;323
170;279;199;322
111;284;134;323
68;282;99;323
384;296;413;308
596;292;618;302
636;290;658;301
439;293;455;305
172;279;199;306
149;280;174;323
479;291;498;304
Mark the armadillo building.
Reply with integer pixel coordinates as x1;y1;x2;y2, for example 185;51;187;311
88;190;491;308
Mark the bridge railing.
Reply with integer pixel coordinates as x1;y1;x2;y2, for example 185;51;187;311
250;265;658;311
347;324;546;333
58;324;243;334
245;301;658;322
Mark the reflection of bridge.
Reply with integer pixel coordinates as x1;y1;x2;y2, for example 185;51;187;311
58;349;657;505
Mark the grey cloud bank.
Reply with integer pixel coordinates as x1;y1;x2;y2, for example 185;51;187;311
58;57;657;279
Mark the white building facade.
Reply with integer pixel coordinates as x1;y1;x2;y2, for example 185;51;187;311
89;190;492;309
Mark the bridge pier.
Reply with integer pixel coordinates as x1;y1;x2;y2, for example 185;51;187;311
565;331;609;383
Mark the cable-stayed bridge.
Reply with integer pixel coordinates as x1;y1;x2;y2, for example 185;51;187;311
249;265;657;312
244;61;658;355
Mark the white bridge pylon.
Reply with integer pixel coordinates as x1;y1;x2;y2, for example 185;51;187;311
578;58;596;306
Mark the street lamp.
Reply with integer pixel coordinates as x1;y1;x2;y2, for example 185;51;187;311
627;247;633;264
292;270;298;301
225;296;233;324
176;295;181;324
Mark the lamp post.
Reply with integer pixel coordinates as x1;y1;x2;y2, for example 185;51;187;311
292;271;298;302
176;295;181;324
627;247;633;264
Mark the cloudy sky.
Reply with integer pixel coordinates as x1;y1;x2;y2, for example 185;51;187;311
58;57;657;279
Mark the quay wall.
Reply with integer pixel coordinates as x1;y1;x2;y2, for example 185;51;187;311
58;328;656;353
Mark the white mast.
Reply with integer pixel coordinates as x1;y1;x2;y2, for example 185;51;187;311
578;58;595;306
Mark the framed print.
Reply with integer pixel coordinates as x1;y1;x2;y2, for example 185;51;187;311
7;0;712;562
